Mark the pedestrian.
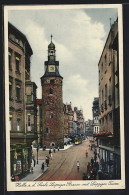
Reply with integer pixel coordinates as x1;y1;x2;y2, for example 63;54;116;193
91;157;94;165
53;148;56;153
41;162;44;173
50;152;53;159
77;161;80;172
11;175;15;182
33;159;36;167
46;156;49;167
30;165;33;174
58;147;60;151
85;150;88;157
49;149;52;157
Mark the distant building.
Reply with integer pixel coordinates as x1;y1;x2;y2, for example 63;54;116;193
85;120;93;136
92;97;99;133
9;22;37;178
41;37;64;149
96;19;120;179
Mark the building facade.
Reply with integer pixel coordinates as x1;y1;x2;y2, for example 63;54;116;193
96;19;120;179
9;22;37;178
92;97;99;134
36;99;42;147
41;36;64;149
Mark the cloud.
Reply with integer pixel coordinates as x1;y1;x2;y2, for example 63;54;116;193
8;8;117;120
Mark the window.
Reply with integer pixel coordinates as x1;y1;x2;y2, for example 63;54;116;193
8;49;12;70
101;63;103;79
109;45;112;63
99;70;100;84
27;95;32;103
102;90;104;104
50;112;53;118
16;85;21;101
50;79;55;84
105;55;107;73
46;128;50;134
17;118;21;131
28;114;31;131
9;82;12;99
46;100;49;105
49;88;53;94
9;115;12;131
105;84;107;100
15;54;20;73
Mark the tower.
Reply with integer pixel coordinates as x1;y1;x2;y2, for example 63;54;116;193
41;35;64;149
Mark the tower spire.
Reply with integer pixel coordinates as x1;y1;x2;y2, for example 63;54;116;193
51;34;53;42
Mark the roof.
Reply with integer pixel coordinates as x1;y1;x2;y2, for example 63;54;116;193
36;99;42;105
8;22;33;55
48;41;55;49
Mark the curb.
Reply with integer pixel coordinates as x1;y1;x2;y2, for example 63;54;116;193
34;167;48;181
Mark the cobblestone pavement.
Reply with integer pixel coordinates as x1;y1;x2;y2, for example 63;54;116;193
36;138;95;181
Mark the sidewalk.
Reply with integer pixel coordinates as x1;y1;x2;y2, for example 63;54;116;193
20;144;73;181
20;159;48;181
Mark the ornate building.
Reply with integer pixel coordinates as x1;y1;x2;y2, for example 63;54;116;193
41;36;64;149
96;19;120;179
9;22;37;179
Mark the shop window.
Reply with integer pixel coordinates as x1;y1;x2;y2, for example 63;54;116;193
16;85;21;101
17;118;21;131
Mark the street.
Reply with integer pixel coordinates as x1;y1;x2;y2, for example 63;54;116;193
36;138;95;181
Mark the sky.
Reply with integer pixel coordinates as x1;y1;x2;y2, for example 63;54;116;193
8;6;118;121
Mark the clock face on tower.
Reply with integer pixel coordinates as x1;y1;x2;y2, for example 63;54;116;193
48;65;55;72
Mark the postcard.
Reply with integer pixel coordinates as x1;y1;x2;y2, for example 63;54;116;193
4;4;125;191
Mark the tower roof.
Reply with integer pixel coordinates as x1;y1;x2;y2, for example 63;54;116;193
48;41;55;49
48;34;55;49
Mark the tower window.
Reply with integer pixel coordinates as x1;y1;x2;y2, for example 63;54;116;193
50;112;53;118
46;100;49;105
46;128;50;134
49;88;53;94
50;79;55;84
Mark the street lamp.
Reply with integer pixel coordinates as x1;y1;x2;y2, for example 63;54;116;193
37;145;39;164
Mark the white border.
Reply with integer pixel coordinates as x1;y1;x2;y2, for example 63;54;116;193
4;4;125;191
